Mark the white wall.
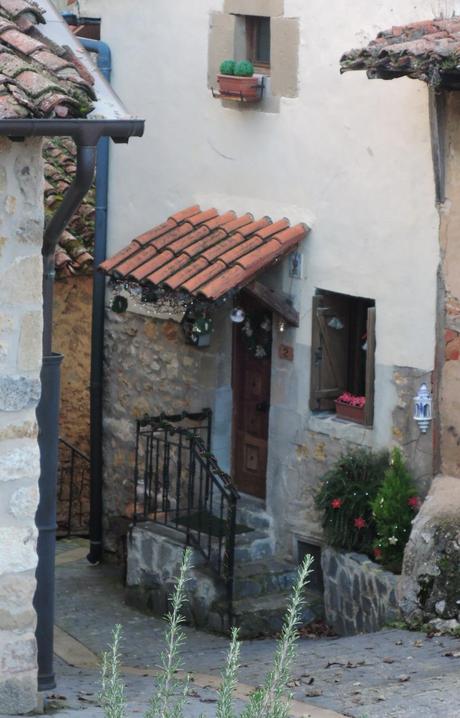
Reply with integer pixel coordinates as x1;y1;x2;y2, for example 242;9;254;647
79;0;438;375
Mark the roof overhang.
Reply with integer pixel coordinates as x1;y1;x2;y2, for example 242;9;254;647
341;17;460;90
0;0;144;142
101;204;309;324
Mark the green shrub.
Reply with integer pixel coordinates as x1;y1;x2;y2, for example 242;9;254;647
99;548;314;718
219;60;236;75
371;447;419;573
315;448;390;554
234;60;254;77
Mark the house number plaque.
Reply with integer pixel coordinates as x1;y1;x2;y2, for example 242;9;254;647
279;344;294;361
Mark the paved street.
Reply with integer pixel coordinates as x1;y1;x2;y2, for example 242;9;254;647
19;540;460;718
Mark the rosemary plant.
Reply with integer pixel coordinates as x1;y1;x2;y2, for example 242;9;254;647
99;548;313;718
100;624;127;718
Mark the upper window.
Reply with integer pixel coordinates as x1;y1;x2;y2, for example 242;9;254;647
246;16;271;70
309;290;376;427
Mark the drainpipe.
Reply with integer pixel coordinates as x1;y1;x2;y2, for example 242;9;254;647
80;38;111;565
35;143;97;691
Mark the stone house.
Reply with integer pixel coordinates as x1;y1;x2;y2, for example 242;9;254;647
63;0;454;633
0;0;142;713
341;12;460;631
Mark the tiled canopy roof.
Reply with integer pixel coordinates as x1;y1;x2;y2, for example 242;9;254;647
100;205;309;301
341;17;460;87
44;137;94;277
0;0;95;118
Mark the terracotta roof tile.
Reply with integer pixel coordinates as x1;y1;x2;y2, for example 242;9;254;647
130;249;175;282
182;228;228;258
219;236;263;265
0;0;95;118
181;260;227;293
170;205;201;222
134;219;177;248
188;208;218;226
341;16;460;86
100;205;310;301
165;256;208;290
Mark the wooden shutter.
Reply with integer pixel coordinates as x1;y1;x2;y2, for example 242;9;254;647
310;294;349;412
364;306;376;426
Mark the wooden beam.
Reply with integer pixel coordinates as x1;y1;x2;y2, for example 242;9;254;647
245;280;299;326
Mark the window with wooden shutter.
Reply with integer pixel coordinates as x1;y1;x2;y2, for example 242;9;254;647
309;291;376;426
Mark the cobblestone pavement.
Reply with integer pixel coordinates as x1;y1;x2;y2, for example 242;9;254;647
28;541;460;717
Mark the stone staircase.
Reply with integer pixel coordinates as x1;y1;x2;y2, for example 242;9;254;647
126;496;324;638
207;497;323;637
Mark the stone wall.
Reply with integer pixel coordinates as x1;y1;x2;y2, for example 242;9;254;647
399;475;460;631
321;546;400;636
53;275;93;454
102;293;232;556
0;138;44;714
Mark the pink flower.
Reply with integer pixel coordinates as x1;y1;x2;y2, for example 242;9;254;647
354;517;367;529
336;392;366;408
331;498;343;509
373;547;383;560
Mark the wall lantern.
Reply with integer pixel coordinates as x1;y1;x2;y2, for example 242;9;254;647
231;307;246;323
413;383;432;434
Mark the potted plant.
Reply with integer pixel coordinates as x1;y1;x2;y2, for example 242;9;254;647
335;392;366;424
216;59;264;103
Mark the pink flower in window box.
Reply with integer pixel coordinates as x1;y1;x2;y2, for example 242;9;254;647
335;393;366;424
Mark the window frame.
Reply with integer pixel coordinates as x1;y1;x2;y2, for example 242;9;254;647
309;291;376;427
245;15;271;72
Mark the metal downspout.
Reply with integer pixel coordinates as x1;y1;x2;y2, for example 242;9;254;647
80;38;111;565
35;143;97;691
42;144;97;354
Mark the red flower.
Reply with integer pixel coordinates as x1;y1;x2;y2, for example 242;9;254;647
408;496;421;509
373;547;382;560
331;498;343;509
354;517;367;529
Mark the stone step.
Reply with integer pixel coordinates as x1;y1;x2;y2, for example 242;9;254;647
233;529;275;562
233;557;299;599
237;501;272;532
208;588;324;639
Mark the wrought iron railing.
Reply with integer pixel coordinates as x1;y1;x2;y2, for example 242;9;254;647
133;409;239;615
57;438;90;537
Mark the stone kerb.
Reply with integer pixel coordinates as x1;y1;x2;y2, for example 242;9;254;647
321;546;400;636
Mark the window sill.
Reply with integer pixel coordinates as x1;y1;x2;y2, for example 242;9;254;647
307;412;373;446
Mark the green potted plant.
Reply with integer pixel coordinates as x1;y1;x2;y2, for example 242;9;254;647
216;59;264;102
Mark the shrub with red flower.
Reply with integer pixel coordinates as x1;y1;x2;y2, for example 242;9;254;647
336;392;366;408
315;448;390;555
373;547;383;560
408;496;421;510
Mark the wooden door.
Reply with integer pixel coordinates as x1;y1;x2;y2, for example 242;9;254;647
232;296;272;499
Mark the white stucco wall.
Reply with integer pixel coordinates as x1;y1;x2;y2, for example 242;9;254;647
78;0;438;370
75;0;439;548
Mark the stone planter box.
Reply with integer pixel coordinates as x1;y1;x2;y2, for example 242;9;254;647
321;546;400;635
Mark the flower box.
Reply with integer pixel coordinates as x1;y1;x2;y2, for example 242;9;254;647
335;401;365;424
216;74;264;103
